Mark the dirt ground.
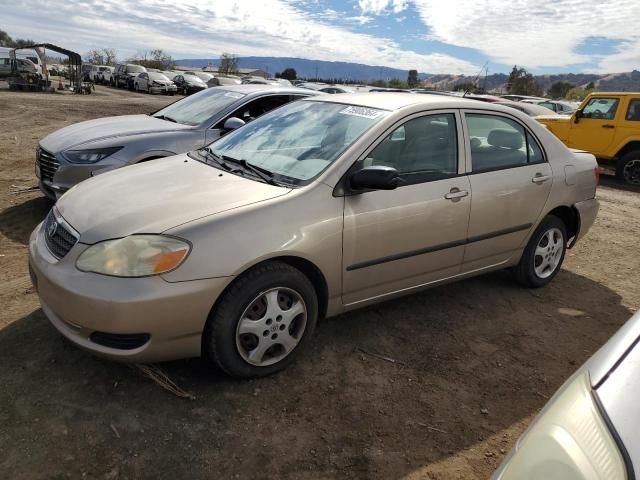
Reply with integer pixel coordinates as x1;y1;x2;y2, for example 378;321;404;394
0;85;639;480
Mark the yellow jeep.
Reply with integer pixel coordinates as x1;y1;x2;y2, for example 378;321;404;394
537;92;640;185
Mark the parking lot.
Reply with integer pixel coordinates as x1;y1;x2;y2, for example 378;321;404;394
1;86;639;479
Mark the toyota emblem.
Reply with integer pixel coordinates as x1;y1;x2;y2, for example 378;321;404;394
48;219;58;237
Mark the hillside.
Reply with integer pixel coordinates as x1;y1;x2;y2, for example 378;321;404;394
425;71;640;93
175;56;429;82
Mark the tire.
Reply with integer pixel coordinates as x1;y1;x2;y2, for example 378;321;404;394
204;261;318;378
616;150;640;186
514;215;567;288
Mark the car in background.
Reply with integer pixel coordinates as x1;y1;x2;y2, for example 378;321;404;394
172;73;207;95
496;100;562;117
501;94;547;102
96;66;115;85
114;63;147;90
35;85;319;199
522;99;576;115
184;71;215;83
318;86;354;94
30;94;599;378
88;65;111;83
493;309;640;479
241;77;280;85
134;72;177;95
160;70;176;80
537;92;640;185
207;75;242;88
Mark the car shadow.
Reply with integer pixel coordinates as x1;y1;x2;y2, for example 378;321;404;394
599;172;640;194
0;195;52;245
0;269;633;479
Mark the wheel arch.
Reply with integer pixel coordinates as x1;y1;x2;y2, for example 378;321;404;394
615;140;640;159
206;255;329;325
546;205;579;248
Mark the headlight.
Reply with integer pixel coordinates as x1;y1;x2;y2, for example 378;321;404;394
64;147;123;164
76;235;190;277
494;372;627;479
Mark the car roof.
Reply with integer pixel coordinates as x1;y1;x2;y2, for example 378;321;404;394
213;84;323;96
304;92;519;112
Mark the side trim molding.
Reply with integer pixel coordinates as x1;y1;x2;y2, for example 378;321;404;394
346;223;532;271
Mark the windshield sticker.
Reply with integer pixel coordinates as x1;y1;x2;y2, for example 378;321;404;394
339;106;384;119
224;92;245;99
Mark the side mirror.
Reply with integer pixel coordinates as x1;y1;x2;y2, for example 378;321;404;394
574;110;582;123
223;117;245;131
350;166;400;191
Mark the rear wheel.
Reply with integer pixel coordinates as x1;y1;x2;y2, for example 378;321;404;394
514;215;567;288
616;151;640;186
204;261;318;378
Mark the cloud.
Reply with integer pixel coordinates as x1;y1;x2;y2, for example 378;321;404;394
2;0;478;74
358;0;409;15
411;0;640;72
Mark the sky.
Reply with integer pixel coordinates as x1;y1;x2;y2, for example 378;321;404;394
3;0;640;75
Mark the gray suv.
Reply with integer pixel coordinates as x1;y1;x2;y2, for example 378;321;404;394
114;63;147;89
36;85;319;199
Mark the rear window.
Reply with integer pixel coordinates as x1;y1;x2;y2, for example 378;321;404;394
126;65;146;73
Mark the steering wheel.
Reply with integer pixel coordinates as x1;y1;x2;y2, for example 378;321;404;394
591;109;604;118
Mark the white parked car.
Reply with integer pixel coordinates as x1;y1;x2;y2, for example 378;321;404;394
134;72;177;95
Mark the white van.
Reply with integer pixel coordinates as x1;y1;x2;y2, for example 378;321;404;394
0;47;42;74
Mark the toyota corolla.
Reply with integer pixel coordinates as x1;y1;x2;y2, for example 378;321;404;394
29;94;600;378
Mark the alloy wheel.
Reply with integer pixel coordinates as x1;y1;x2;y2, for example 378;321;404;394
235;287;307;367
623;159;640;185
534;228;564;279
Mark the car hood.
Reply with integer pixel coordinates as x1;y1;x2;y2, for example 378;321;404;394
40;115;193;153
56;154;291;244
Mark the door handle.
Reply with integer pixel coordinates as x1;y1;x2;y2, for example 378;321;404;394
444;188;469;200
532;174;551;184
602;124;615;129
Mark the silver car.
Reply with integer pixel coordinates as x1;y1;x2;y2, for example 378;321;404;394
494;309;640;479
35;85;319;199
29;94;599;378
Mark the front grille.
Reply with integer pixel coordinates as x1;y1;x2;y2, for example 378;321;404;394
43;209;78;259
90;332;151;350
37;147;60;183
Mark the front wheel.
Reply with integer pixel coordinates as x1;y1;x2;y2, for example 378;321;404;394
514;215;567;288
204;261;318;378
616;151;640;186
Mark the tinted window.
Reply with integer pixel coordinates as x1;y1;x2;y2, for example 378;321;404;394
467;114;537;172
582;98;619;120
365;114;458;184
625;99;640;121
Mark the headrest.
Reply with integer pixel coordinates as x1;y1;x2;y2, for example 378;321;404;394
487;129;523;150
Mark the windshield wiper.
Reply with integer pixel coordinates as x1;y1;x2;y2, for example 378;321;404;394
154;114;177;123
221;154;279;186
199;148;235;171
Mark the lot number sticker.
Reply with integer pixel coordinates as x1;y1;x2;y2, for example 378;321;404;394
339;106;384;119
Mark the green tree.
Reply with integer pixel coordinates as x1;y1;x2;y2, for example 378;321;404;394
388;78;408;89
407;69;419;88
219;53;239;75
507;65;542;96
280;68;297;80
547;80;575;99
452;81;483;93
370;79;387;88
585;81;596;90
0;29;36;48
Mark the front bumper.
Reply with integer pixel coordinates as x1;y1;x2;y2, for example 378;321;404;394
149;85;177;94
29;221;231;363
573;198;599;245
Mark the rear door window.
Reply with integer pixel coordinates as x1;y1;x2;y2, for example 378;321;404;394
466;114;544;172
625;99;640;121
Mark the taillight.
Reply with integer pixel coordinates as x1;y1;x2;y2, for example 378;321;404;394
594;165;601;184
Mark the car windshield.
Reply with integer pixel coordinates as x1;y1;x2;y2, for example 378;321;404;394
207;101;388;186
185;74;204;83
127;65;145;73
148;72;170;81
153;89;246;126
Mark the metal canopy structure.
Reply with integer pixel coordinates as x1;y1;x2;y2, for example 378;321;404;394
10;43;83;92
